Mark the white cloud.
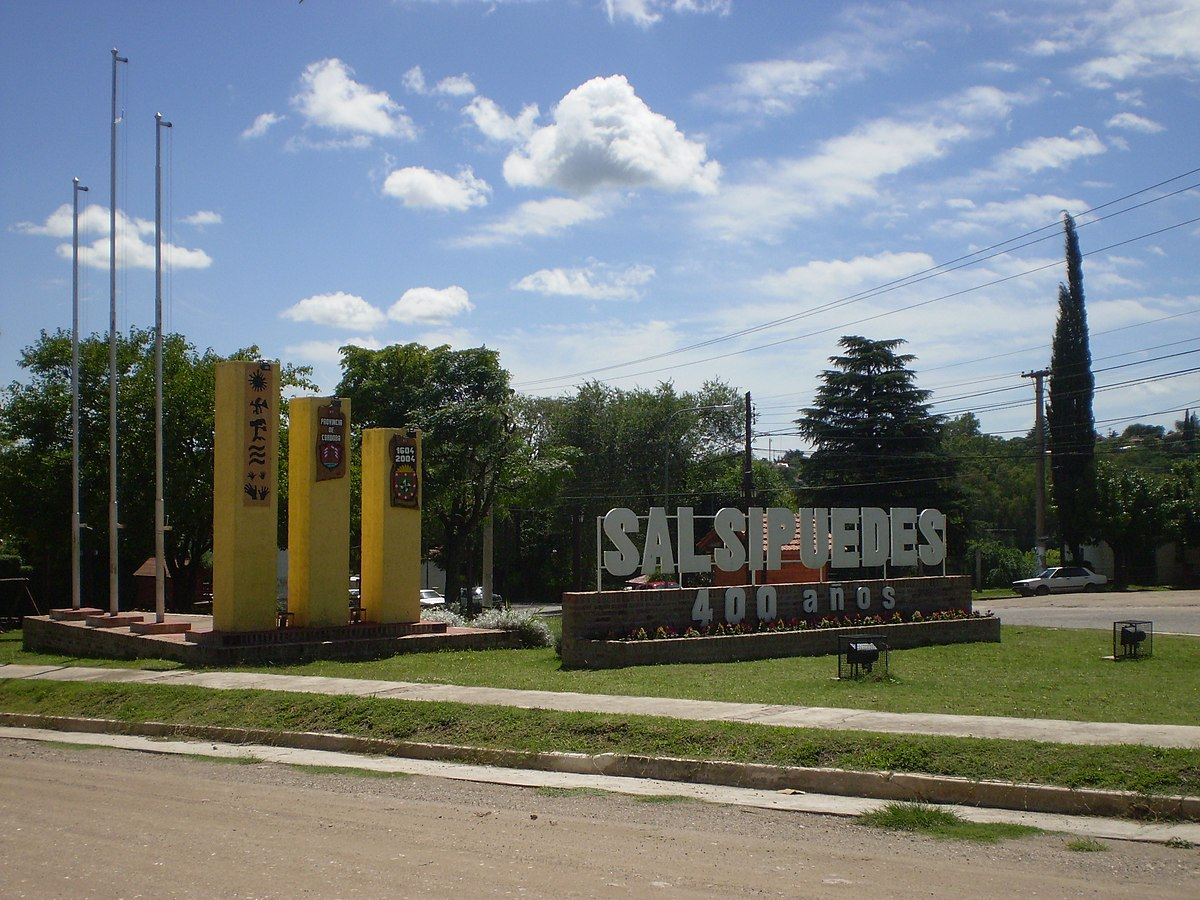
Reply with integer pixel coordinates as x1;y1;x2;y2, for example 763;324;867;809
280;291;386;331
696;85;1018;242
710;57;846;115
404;65;476;97
604;0;731;28
503;75;720;195
1105;112;1165;133
992;127;1106;178
1073;0;1200;87
934;193;1088;237
241;112;283;140
463;95;541;143
402;66;427;94
700;118;970;241
456;197;608;247
514;262;655;300
291;58;415;139
16;203;212;270
284;335;384;364
387;285;474;324
754;252;936;299
382;166;491;211
181;210;223;227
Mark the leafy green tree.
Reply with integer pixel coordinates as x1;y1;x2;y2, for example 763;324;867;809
336;343;519;607
795;336;956;513
1093;462;1171;586
1048;212;1097;563
514;380;745;595
0;328;313;608
941;413;1037;549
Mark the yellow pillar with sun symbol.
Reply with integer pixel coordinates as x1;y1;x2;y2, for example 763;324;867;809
287;396;351;628
212;360;280;632
361;427;422;624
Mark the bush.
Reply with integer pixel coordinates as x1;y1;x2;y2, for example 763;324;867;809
421;607;468;628
967;539;1037;588
420;606;555;649
470;607;554;648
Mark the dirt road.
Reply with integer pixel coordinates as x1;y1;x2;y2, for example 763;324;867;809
2;738;1196;898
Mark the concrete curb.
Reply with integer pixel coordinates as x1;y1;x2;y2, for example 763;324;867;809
3;712;1196;823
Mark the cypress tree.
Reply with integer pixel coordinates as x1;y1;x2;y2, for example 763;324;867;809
1048;213;1096;563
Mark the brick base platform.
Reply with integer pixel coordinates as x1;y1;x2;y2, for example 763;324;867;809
22;615;524;666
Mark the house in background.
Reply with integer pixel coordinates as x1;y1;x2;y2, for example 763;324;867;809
696;514;828;587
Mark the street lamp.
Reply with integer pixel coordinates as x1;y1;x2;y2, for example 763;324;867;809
662;404;738;511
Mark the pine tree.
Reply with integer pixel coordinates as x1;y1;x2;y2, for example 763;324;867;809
1048;213;1097;563
795;336;954;511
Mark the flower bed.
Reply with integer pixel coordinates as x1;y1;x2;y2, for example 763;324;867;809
560;614;1000;669
622;608;985;642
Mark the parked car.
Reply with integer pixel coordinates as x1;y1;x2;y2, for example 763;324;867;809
459;586;504;608
1012;566;1108;596
419;588;446;608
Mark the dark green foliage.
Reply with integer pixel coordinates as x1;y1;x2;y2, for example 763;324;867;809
967;538;1035;588
0;329;313;609
1048;214;1097;563
1093;463;1172;586
337;343;520;606
941;413;1038;549
795;336;958;532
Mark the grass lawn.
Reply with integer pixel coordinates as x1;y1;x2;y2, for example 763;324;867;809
4;624;1199;799
3;625;1199;725
1;678;1196;798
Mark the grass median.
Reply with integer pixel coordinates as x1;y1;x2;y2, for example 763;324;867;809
0;678;1197;798
4;624;1199;799
9;625;1198;724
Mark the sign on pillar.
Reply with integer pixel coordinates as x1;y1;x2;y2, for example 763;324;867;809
361;428;421;624
288;396;351;627
212;360;279;632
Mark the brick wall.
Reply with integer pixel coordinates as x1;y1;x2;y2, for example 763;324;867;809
560;575;984;668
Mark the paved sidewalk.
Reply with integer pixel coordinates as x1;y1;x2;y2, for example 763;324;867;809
4;662;1199;748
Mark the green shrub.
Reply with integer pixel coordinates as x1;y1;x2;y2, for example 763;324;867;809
471;607;554;648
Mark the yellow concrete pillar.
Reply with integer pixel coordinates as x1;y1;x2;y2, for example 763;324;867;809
361;428;422;624
288;396;351;627
212;360;280;632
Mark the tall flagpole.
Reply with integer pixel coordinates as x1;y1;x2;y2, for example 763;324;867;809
154;112;172;623
107;48;127;615
71;177;89;610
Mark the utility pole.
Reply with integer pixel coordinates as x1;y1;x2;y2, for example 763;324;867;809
1022;369;1050;569
741;392;753;513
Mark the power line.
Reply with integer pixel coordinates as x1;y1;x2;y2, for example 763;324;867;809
515;170;1200;392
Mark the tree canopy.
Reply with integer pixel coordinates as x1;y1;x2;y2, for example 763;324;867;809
336;343;519;607
1048;212;1097;563
0;328;313;607
795;336;955;513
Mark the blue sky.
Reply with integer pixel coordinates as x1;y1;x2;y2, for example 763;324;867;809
2;0;1198;455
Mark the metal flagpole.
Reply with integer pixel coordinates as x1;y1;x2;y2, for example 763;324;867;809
154;112;172;623
107;48;128;615
71;177;89;610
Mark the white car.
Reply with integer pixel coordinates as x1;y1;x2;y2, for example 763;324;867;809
419;588;446;608
1012;566;1108;596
